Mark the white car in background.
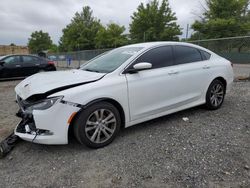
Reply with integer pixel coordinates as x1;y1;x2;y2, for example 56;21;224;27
14;42;234;148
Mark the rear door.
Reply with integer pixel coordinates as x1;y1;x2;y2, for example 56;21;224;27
21;55;41;76
171;45;212;103
0;55;22;78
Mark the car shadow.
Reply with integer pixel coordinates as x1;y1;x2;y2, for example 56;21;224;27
0;77;24;82
119;106;207;137
15;105;208;156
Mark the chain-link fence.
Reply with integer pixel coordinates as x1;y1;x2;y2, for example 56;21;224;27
190;36;250;64
48;36;250;68
48;48;111;68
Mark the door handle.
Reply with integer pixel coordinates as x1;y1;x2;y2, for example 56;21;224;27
15;65;21;67
168;70;179;75
203;65;210;69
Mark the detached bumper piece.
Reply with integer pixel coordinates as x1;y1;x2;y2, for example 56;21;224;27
0;132;20;159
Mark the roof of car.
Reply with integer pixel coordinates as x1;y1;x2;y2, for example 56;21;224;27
6;54;37;56
125;41;195;47
121;41;214;54
122;41;179;48
0;54;41;58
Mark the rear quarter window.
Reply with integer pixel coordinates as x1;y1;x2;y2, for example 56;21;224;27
200;50;211;60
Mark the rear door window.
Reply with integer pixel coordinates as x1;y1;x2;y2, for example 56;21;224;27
22;56;40;64
174;46;202;65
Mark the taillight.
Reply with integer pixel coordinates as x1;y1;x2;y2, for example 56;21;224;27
48;61;55;65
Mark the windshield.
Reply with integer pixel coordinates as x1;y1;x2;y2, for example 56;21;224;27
81;47;143;73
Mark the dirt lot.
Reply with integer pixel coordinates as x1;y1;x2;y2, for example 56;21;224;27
0;67;249;188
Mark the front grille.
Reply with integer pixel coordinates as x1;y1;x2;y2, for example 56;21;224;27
16;95;32;111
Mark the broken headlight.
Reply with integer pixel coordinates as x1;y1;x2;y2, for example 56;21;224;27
25;96;63;113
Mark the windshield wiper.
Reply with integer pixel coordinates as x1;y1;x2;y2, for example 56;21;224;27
84;69;100;73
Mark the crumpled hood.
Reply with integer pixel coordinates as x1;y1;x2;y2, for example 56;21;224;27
15;69;105;100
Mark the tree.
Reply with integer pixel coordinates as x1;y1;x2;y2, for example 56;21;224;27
129;0;182;42
28;30;53;54
48;44;59;53
95;23;128;48
59;6;101;51
191;0;250;39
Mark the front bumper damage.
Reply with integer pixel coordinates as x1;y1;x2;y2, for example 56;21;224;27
15;110;53;142
14;95;81;145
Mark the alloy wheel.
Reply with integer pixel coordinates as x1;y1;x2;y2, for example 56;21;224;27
210;83;224;107
85;109;117;144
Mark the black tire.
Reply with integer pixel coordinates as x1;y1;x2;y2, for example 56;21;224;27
205;79;226;110
44;66;56;72
0;144;5;159
38;69;45;73
73;102;121;148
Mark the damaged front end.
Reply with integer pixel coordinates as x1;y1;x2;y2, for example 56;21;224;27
16;110;53;138
14;93;81;145
15;95;62;139
12;70;105;145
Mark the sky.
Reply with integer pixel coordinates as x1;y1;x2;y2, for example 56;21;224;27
0;0;205;46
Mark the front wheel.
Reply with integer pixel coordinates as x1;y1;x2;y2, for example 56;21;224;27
73;102;121;148
205;79;226;110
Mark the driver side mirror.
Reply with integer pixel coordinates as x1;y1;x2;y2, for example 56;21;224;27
125;62;152;74
133;62;152;70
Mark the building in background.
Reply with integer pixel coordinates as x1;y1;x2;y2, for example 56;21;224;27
0;45;29;56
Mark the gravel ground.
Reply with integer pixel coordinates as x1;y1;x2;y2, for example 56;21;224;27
0;80;20;140
0;68;249;188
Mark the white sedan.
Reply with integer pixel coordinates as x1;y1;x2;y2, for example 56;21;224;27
14;42;234;148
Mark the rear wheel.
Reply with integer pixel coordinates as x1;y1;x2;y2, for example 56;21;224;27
205;79;226;110
43;65;56;72
74;102;121;148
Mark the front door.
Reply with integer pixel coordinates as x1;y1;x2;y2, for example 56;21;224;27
1;55;22;78
125;46;181;121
